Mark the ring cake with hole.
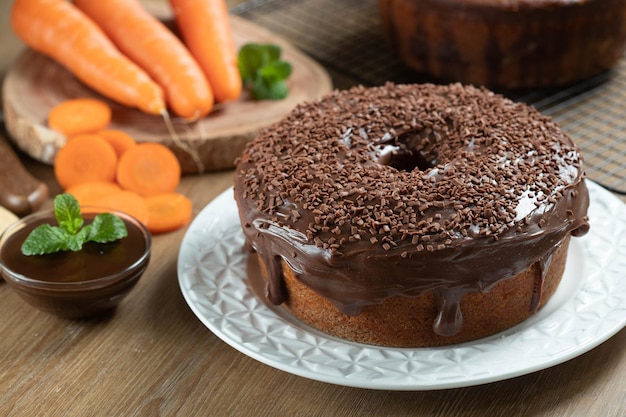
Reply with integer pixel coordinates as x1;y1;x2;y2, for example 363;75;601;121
233;83;590;347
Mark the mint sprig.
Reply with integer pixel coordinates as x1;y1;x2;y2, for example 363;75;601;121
238;43;292;100
21;194;128;256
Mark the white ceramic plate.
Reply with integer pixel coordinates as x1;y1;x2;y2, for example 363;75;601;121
177;181;626;390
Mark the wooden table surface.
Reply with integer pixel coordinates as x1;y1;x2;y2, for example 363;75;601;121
1;1;624;416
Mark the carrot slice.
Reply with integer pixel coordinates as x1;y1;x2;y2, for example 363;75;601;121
98;129;137;158
48;98;112;137
11;0;165;115
88;190;149;225
66;181;122;206
54;134;118;190
116;143;181;197
144;193;193;234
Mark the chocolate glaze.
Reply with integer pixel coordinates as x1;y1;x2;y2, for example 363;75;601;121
234;83;589;337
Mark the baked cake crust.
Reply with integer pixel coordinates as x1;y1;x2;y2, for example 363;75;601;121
270;237;568;347
378;0;626;88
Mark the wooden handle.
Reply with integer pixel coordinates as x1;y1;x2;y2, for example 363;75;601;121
0;133;48;216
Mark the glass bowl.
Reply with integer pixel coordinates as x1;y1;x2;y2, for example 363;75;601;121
0;207;151;319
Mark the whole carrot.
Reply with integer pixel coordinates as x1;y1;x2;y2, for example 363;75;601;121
169;0;242;103
74;0;214;120
10;0;166;115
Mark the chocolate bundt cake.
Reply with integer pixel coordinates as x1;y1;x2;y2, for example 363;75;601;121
234;83;590;347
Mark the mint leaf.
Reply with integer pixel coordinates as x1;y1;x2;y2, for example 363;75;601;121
54;193;83;234
238;43;266;82
238;43;292;100
21;224;72;255
265;44;282;63
87;213;128;243
65;226;91;252
252;77;289;100
21;193;128;256
260;60;292;83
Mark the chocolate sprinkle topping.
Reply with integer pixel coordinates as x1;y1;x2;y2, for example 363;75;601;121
234;83;590;336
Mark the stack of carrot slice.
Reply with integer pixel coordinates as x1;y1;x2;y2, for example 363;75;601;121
52;98;193;234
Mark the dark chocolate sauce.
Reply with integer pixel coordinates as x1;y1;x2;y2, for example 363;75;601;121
1;214;147;283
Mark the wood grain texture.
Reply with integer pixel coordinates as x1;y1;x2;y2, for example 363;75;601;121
0;162;624;417
2;15;332;174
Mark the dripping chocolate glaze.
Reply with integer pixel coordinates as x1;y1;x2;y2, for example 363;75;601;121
234;83;590;337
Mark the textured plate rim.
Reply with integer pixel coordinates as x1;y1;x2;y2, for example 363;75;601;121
177;181;626;390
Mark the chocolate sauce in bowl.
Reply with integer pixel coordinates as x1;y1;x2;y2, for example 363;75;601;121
0;211;151;318
1;215;147;284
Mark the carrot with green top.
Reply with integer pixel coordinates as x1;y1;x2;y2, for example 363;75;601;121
74;0;214;119
169;0;242;103
11;0;165;115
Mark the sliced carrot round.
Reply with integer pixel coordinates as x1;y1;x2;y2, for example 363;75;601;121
66;181;122;206
48;98;112;137
116;142;181;197
144;192;193;234
54;134;118;190
88;190;149;225
98;129;137;158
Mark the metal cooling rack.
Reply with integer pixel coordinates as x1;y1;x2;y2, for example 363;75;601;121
233;0;626;194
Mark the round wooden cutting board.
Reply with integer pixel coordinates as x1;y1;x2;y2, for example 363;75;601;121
2;15;333;174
